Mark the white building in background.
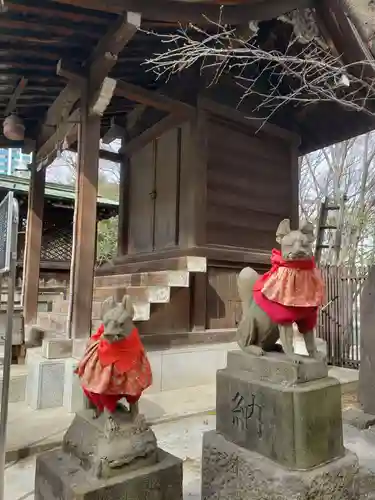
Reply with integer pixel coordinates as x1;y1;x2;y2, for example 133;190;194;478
0;148;32;175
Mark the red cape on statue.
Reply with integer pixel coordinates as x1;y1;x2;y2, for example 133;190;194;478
75;324;152;413
253;249;324;333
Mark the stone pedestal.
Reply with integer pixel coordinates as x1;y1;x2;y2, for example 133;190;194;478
202;431;359;500
35;409;183;500
202;350;359;499
345;267;375;430
26;346;86;412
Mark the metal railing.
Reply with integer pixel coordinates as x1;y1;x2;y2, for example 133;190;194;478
0;192;19;500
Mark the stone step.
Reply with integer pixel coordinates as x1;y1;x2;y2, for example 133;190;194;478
94;285;171;304
95;270;191;289
98;255;207;276
39;299;151;329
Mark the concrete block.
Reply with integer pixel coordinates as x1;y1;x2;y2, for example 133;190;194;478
202;430;359;500
35;447;183;500
72;338;88;360
343;408;375;430
26;348;65;410
0;309;23;345
63;358;86;413
0;365;27;403
227;350;328;385
216;368;344;469
42;338;72;359
161;348;226;391
144;351;162;394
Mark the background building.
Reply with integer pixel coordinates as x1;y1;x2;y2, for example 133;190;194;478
0;148;32;175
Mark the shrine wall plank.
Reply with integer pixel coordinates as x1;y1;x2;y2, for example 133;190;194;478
205;115;297;251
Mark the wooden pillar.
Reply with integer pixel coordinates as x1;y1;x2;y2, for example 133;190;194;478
22;165;46;327
117;139;130;256
70;89;101;339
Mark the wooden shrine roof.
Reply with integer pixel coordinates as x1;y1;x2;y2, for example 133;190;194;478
0;0;375;154
0;174;118;219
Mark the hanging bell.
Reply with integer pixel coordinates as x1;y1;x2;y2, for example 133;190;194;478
3;114;25;141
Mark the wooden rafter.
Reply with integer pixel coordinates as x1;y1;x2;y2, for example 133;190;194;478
52;0;313;24
316;0;375;80
36;11;141;163
0;18;100;38
102;117;124;144
4;76;27;116
115;80;194;116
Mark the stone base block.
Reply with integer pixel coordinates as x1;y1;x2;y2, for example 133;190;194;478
343;408;375;430
63;358;86;413
64;410;158;479
227;350;328;385
202;430;359;500
26;348;65;409
0;365;27;403
35;447;183;500
42;338;72;359
217;366;344;469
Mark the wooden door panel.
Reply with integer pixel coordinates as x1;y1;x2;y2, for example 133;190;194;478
128;143;154;254
154;128;179;251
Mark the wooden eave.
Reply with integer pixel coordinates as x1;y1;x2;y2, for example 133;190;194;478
0;0;375;156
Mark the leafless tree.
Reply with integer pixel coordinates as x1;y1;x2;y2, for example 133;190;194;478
143;13;375;128
300;132;375;266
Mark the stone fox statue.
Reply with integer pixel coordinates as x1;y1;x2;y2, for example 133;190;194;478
237;219;325;361
75;295;152;422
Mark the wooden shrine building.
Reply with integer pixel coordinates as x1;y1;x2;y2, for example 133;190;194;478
0;174;118;283
0;0;375;351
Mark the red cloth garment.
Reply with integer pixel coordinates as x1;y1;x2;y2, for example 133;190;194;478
253;249;324;334
75;324;152;413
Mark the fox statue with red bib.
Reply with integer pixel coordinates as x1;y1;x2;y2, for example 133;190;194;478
75;295;152;430
237;218;325;362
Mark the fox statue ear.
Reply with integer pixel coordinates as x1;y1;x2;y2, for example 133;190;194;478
299;220;315;243
101;296;116;319
276;219;291;244
122;294;135;319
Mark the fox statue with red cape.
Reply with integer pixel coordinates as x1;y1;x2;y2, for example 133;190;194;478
75;295;152;427
237;218;325;362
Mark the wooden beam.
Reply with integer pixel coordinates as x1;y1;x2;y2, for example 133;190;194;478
22;164;46;329
4;77;27;116
70;87;101;340
36;108;80;165
316;0;375;80
115;80;194;116
124;113;187;156
118;137;130;255
38;11;141;151
56;59;86;85
89;77;117;116
52;0;313;24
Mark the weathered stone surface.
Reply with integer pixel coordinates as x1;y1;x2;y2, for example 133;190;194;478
359;267;375;414
63;410;158;479
26;348;65;410
202;430;359;500
343;408;375;430
35;447;183;500
216;368;344;469
42;338;72;359
227;350;328;385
